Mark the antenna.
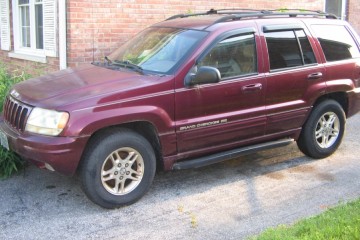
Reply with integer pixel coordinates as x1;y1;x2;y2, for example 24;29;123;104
91;0;95;63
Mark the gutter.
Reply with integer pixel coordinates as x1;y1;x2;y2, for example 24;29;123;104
59;0;67;70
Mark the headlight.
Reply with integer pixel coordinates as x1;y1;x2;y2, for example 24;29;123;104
25;108;69;136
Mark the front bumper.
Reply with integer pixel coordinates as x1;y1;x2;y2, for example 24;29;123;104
0;117;89;176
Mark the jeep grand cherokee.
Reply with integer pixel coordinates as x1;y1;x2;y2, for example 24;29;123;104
1;9;360;208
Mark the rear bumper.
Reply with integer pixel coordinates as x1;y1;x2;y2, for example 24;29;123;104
347;87;360;117
0;117;89;176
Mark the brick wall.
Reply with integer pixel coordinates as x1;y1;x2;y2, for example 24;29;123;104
0;50;59;77
67;0;325;68
348;0;360;35
3;0;360;74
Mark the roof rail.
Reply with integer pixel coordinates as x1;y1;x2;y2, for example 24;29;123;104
166;8;338;21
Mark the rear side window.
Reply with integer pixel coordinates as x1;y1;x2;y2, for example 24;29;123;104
265;30;316;70
312;25;360;62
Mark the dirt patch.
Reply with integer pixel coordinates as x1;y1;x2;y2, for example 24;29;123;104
289;165;316;173
265;172;285;180
316;172;335;181
288;164;335;181
223;157;248;167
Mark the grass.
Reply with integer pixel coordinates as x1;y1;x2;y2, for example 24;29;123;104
252;198;360;240
0;66;30;179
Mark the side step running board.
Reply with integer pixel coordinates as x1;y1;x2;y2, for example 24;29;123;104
172;138;294;170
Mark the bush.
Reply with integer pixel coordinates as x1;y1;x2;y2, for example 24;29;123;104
0;150;25;179
0;66;30;179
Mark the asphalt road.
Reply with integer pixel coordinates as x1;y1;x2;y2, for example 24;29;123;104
1;114;360;240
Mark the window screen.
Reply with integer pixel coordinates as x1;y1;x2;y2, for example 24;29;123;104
18;0;44;49
312;25;360;62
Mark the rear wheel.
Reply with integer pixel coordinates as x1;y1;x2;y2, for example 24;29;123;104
79;129;156;209
297;100;346;159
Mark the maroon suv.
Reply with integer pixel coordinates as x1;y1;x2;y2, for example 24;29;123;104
1;9;360;208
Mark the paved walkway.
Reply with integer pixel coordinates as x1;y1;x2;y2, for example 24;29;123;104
1;114;360;240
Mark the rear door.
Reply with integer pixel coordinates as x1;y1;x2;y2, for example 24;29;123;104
259;22;326;135
175;29;266;155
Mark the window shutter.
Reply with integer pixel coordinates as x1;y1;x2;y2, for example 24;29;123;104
0;0;11;51
43;0;57;57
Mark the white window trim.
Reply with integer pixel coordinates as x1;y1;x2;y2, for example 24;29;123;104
8;51;47;63
10;0;58;63
11;0;46;59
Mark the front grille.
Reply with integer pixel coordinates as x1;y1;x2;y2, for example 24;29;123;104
3;96;33;132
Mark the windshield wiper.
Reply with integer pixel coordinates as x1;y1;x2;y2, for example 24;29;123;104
113;60;144;74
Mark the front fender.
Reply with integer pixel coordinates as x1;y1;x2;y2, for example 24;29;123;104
64;105;175;137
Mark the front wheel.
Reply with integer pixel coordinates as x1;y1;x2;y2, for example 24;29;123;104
297;100;346;159
79;129;156;209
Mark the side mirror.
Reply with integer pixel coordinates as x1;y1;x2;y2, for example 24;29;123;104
185;66;221;87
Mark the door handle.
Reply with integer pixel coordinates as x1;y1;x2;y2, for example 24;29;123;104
242;83;262;93
307;72;323;80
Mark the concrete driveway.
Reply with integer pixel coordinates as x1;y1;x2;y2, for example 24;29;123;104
1;114;360;240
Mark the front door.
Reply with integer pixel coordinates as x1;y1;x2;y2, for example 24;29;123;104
175;31;266;156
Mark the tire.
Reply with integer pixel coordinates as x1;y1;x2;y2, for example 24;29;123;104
79;128;156;209
297;100;346;159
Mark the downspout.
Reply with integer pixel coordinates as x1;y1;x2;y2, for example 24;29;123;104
341;0;347;20
59;0;67;70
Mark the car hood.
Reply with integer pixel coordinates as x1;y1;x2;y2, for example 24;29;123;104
12;64;163;109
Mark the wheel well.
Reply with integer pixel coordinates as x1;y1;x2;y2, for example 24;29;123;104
80;122;164;172
313;92;348;117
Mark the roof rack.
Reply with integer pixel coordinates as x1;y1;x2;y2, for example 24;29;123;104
166;8;338;22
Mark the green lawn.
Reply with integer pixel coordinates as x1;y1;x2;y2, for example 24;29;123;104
252;198;360;240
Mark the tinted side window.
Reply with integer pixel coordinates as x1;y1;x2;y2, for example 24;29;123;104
265;30;316;70
296;30;317;64
312;25;360;61
198;34;257;79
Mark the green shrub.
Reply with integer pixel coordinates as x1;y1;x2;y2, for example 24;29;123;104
0;150;25;179
0;66;31;179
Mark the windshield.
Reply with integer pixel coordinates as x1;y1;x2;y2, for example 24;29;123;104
108;27;208;74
